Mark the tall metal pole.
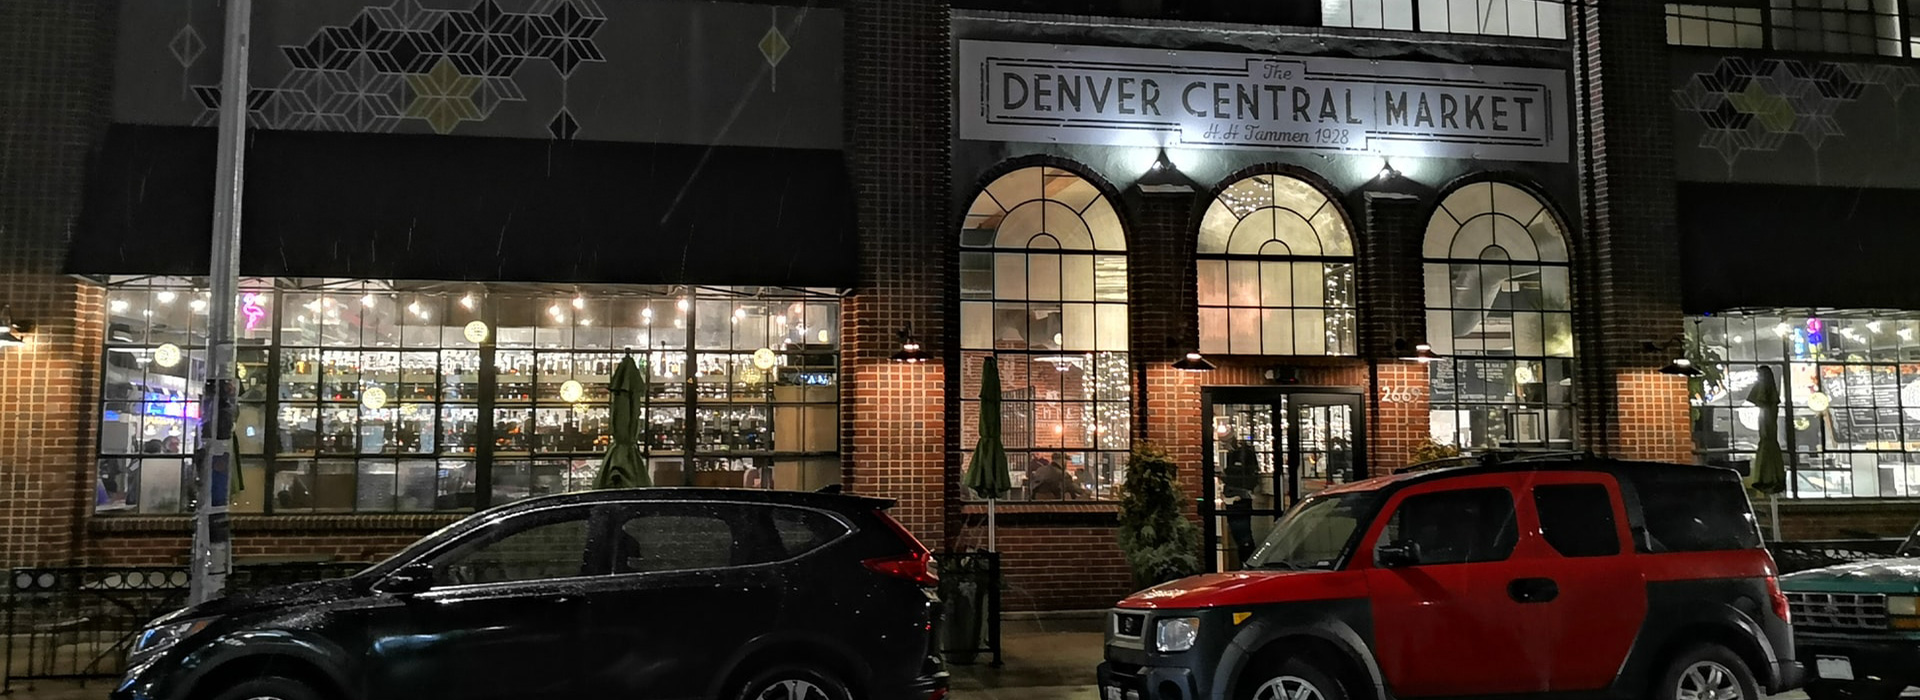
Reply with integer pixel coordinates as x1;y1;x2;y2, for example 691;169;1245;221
192;0;252;606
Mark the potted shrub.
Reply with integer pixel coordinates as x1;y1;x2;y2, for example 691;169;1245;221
1116;441;1202;589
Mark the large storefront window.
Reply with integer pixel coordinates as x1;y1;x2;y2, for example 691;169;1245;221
1197;173;1356;356
960;165;1132;501
1692;312;1920;498
95;278;842;515
1423;181;1576;449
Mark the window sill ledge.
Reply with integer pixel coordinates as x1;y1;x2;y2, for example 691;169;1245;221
960;502;1117;515
88;513;465;535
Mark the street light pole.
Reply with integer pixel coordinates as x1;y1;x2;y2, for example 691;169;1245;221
192;0;252;606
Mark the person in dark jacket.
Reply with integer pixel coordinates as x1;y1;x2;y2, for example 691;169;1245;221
1028;452;1089;501
1221;438;1261;564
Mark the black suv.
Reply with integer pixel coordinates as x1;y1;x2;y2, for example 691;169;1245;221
115;488;948;700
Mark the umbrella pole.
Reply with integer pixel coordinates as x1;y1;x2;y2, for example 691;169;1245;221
1770;493;1781;541
987;498;997;553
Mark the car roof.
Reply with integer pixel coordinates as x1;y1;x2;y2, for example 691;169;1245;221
486;487;897;517
1317;455;1744;498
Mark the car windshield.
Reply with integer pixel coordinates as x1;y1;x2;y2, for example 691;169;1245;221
1901;518;1920;558
1244;491;1382;571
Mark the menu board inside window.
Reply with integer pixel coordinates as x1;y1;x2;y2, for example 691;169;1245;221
1822;365;1904;449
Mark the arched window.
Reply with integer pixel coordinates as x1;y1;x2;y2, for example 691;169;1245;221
1197;173;1356;356
1423;181;1575;449
959;165;1131;501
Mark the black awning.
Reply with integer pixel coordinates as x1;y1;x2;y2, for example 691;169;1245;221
1679;181;1920;314
75;124;855;287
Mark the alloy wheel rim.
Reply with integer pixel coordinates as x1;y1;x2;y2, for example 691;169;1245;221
1677;660;1742;700
1252;674;1326;700
755;678;828;700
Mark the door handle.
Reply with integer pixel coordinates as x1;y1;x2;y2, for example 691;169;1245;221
1507;577;1559;603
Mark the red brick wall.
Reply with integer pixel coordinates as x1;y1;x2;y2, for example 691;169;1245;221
1612;370;1693;463
843;0;953;545
1763;500;1920;541
1573;1;1693;458
0;0;117;570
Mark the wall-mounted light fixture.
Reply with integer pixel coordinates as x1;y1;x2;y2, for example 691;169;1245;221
890;324;931;364
1135;148;1197;194
0;306;32;348
1394;339;1440;363
1643;339;1704;377
1171;351;1216;372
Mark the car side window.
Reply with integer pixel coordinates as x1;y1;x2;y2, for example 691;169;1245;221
1533;484;1621;558
615;506;739;574
771;507;848;558
431;509;593;586
1378;488;1518;566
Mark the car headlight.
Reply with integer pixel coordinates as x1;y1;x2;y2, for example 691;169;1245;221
127;618;216;667
1890;596;1919;630
1155;617;1200;653
1888;595;1917;616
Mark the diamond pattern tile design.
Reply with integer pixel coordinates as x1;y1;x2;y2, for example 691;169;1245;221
170;25;206;68
548;108;579;140
1674;56;1905;165
760;26;791;69
190;0;607;137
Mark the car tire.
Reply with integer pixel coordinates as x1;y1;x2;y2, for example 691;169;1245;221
733;664;855;700
205;675;324;700
1239;657;1349;700
1653;644;1761;700
1804;680;1909;700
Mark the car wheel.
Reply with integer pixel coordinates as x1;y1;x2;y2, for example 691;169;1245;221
1804;680;1909;700
206;675;323;700
734;665;854;700
1241;657;1348;700
1654;644;1760;700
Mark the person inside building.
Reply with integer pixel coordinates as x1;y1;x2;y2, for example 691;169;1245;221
1222;437;1261;564
1028;452;1089;501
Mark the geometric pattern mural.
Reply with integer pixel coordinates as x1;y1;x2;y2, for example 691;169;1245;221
187;0;605;136
1674;56;1920;164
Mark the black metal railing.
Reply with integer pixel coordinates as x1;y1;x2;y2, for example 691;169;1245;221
3;562;366;691
936;550;1003;668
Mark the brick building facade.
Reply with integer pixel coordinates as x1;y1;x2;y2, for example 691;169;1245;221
2;0;1915;615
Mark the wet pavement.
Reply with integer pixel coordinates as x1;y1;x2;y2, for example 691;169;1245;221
1;615;1910;700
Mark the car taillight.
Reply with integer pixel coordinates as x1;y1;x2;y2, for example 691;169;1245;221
866;509;938;587
1767;576;1791;624
865;551;938;586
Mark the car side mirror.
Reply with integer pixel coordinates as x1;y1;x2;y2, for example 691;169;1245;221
1376;540;1422;568
377;563;435;595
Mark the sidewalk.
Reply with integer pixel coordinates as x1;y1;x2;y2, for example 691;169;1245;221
947;614;1103;700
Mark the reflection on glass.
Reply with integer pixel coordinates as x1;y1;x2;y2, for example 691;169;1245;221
95;283;845;514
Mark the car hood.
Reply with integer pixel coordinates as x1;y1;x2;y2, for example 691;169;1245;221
1780;557;1920;594
157;577;363;624
1117;569;1363;609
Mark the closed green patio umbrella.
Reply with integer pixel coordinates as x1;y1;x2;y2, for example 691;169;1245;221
593;355;651;489
964;357;1012;551
1747;365;1787;539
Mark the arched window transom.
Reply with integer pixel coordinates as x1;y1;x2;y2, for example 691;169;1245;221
1196;174;1356;356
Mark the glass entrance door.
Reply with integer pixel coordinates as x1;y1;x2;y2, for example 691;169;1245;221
1201;388;1365;572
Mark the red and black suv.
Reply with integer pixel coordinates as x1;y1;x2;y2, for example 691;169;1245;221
1098;456;1803;700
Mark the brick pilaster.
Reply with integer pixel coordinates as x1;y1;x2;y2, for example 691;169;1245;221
1128;190;1200;365
843;0;952;543
0;0;118;569
1573;0;1692;459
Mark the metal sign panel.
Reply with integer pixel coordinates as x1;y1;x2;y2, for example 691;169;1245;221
958;40;1571;163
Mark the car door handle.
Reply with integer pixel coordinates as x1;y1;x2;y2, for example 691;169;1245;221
1507;577;1559;603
